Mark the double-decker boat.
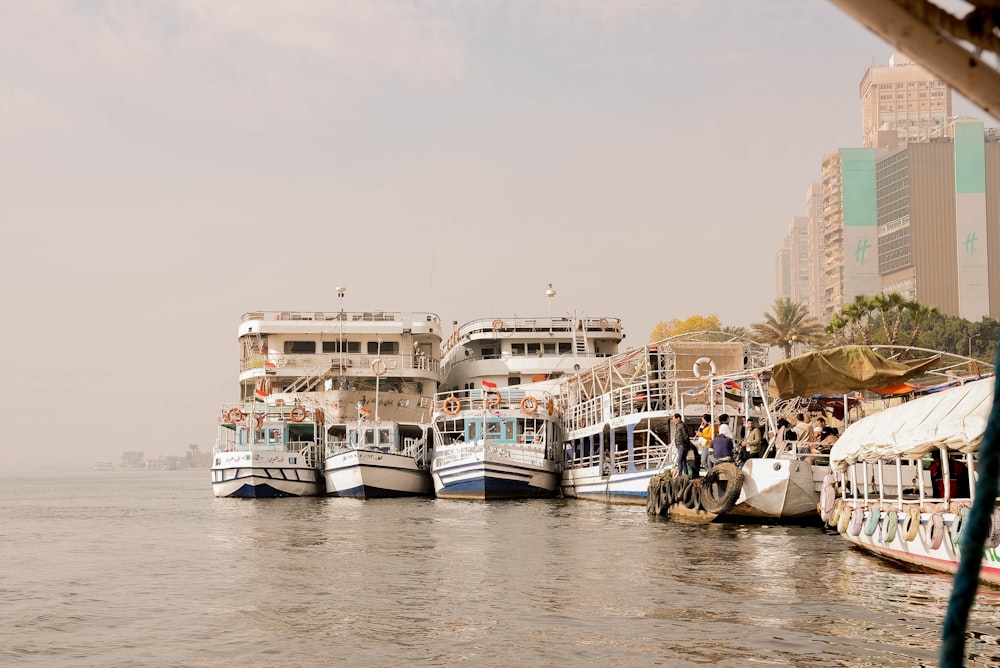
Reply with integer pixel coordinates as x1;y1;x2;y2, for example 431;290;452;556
431;314;623;500
214;308;443;497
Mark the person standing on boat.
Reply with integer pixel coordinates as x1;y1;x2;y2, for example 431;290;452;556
696;414;713;471
672;413;699;478
740;417;762;459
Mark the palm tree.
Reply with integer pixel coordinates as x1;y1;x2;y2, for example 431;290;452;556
872;292;908;344
749;297;825;359
904;301;939;347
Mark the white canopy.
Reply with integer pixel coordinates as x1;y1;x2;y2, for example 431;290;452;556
829;379;995;471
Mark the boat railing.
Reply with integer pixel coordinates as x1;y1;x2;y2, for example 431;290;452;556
442;316;623;352
241;310;441;325
243;352;441;376
433;440;551;467
433;387;553;415
562;381;675;432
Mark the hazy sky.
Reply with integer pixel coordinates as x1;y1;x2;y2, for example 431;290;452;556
1;1;992;469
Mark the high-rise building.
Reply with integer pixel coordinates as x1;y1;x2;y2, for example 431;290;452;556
877;119;1000;319
821;148;880;318
805;183;824;319
775;242;791;301
787;216;811;307
860;53;952;149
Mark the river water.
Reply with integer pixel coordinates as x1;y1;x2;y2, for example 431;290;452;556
2;470;999;667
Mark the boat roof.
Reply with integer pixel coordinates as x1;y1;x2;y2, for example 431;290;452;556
829;378;995;470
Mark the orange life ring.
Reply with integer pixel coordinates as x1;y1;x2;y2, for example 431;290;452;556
443;396;461;415
520;396;539;414
492;318;504;331
371;358;388;376
244;415;263;430
485;391;501;408
226;408;244;423
599;318;609;329
290;406;307;422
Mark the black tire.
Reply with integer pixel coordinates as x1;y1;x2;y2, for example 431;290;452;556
659;477;672;511
698;463;745;514
681;479;700;510
646;477;659;515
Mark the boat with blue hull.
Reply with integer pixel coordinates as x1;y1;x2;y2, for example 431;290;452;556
431;386;561;500
212;401;325;498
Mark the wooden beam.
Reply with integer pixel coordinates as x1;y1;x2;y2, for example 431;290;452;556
828;0;1000;120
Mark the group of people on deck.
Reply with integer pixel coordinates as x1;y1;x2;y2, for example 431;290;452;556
672;410;842;477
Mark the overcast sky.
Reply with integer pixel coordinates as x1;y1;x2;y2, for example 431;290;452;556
1;1;992;470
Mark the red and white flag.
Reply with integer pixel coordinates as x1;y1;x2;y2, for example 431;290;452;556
482;380;497;389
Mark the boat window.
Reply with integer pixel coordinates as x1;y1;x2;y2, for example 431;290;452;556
378;428;392;445
543;343;556;354
510;344;525;356
284;340;316;354
367;341;399;354
526;343;541;355
558;343;571;354
323;341;361;353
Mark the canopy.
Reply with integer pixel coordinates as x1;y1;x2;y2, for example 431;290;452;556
829;378;995;471
768;345;940;400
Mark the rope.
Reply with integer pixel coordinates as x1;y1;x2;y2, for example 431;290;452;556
941;340;1000;667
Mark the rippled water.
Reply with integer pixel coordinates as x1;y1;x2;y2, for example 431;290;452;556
2;470;1000;667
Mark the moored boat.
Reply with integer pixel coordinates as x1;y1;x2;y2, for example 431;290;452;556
323;419;433;498
828;372;999;584
431;385;561;500
212;401;326;498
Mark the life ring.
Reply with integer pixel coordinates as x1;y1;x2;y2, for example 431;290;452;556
290;406;307;423
950;506;969;546
599;318;609;329
837;505;852;534
926;513;945;549
443;396;461;415
698;463;744;514
485;391;501;408
830;498;844;528
226;408;244;423
863;505;881;537
848;507;864;536
987;510;1000;549
492;318;504;331
884;510;899;543
371;358;388;376
693;357;717;378
520;396;539;414
819;475;837;523
244;415;263;430
903;506;921;541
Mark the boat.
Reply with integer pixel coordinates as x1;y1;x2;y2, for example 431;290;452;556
323;419;433;498
826;357;999;584
212;400;326;498
439;314;625;392
226;308;443;497
430;384;562;499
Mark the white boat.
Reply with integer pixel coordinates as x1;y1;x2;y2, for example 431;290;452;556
323;419;433;498
431;386;562;499
238;309;443;427
828;371;1000;584
212;401;326;498
230;308;443;497
560;333;773;507
439;315;624;392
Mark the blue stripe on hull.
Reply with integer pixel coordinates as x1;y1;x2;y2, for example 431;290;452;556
328;485;430;499
225;483;300;498
436;476;558;500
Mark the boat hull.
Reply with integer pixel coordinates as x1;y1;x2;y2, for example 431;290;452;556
211;451;322;498
839;507;1000;586
433;448;559;500
323;449;432;498
725;458;821;520
560;466;661;505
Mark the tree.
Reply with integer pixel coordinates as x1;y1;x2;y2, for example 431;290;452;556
826;295;941;349
749;297;825;359
649;314;722;342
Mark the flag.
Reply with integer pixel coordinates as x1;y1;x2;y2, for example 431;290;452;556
482;380;497;389
360;406;373;415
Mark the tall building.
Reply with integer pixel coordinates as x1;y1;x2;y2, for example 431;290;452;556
775;242;791;300
860;53;952;149
805;182;825;319
821;148;880;318
877;119;1000;319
